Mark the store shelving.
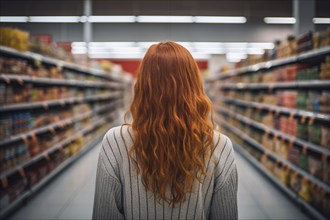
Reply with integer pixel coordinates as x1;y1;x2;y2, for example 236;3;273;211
0;45;123;83
0;115;115;218
215;105;330;157
0;100;120;147
228;136;327;220
0;92;122;112
206;46;330;82
0;74;124;90
206;42;330;220
217;80;330;90
213;95;330;124
215;114;330;193
0;44;132;219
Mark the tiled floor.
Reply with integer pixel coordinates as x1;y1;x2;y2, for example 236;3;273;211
8;142;311;220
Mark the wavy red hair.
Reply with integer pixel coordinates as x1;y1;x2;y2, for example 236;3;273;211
124;41;215;206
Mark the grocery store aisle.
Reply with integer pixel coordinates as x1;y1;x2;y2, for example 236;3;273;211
8;139;310;220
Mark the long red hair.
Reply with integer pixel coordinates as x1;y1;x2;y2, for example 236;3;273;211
124;41;215;206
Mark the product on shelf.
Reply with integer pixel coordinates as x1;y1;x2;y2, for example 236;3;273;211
0;28;29;51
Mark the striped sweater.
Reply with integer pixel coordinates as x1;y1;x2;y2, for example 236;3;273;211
92;125;238;220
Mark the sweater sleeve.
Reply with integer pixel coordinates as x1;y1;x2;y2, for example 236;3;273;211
209;165;238;220
92;155;124;220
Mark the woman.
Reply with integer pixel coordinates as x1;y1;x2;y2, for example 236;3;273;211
92;41;238;220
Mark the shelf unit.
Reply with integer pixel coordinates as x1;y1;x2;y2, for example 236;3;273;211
217;80;330;90
214;111;330;192
206;46;330;82
0;46;131;218
212;95;330;124
206;46;330;220
228;135;327;220
0;46;123;83
0;74;124;90
0;115;117;218
0;92;122;113
215;105;330;158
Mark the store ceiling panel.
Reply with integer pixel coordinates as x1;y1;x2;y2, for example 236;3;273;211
0;0;328;17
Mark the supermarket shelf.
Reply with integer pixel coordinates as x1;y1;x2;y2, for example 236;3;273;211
217;96;330;124
0;100;120;147
0;45;123;83
0;126;107;219
205;46;330;82
216;117;330;193
214;106;330;157
0;74;124;90
230;140;326;220
0;92;122;112
0;109;116;179
217;80;330;90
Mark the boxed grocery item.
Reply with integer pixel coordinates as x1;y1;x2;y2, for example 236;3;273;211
289;171;301;193
308;155;323;180
321;126;330;149
299;178;312;203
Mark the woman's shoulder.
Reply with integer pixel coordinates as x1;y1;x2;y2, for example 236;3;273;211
104;124;132;140
212;130;233;150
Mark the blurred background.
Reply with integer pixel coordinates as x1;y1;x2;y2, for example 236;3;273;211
0;0;329;219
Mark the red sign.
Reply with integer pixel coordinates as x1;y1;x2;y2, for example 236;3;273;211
31;34;52;45
56;42;72;52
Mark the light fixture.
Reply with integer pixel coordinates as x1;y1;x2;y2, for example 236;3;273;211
226;53;247;60
191;53;211;59
0;16;28;22
88;16;136;23
247;48;265;54
29;16;81;23
71;48;87;54
88;52;144;59
194;16;247;23
248;42;274;49
71;41;273;59
264;17;296;24
313;17;330;24
89;42;136;47
136;16;193;23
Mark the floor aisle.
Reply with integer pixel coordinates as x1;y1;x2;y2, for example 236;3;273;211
8;141;310;220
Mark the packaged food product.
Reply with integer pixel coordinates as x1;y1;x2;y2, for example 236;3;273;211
299;178;312;202
308;155;323;180
289;171;301;193
321;126;330;149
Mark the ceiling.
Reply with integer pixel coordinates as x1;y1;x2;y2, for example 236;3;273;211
0;0;329;18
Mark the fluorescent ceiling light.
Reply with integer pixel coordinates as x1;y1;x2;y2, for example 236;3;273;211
191;52;211;59
0;16;28;22
195;48;225;54
227;58;242;63
226;53;247;60
88;52;144;59
193;42;223;48
137;16;193;23
313;17;330;24
89;47;142;53
194;16;247;23
88;16;136;23
264;17;296;24
247;48;264;54
248;42;274;49
71;42;86;47
137;42;158;48
223;42;248;48
89;42;136;47
29;16;81;23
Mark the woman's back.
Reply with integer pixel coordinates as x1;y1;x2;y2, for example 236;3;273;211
93;125;237;220
92;41;238;219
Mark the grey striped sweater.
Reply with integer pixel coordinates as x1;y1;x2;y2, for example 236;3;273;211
92;125;238;220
